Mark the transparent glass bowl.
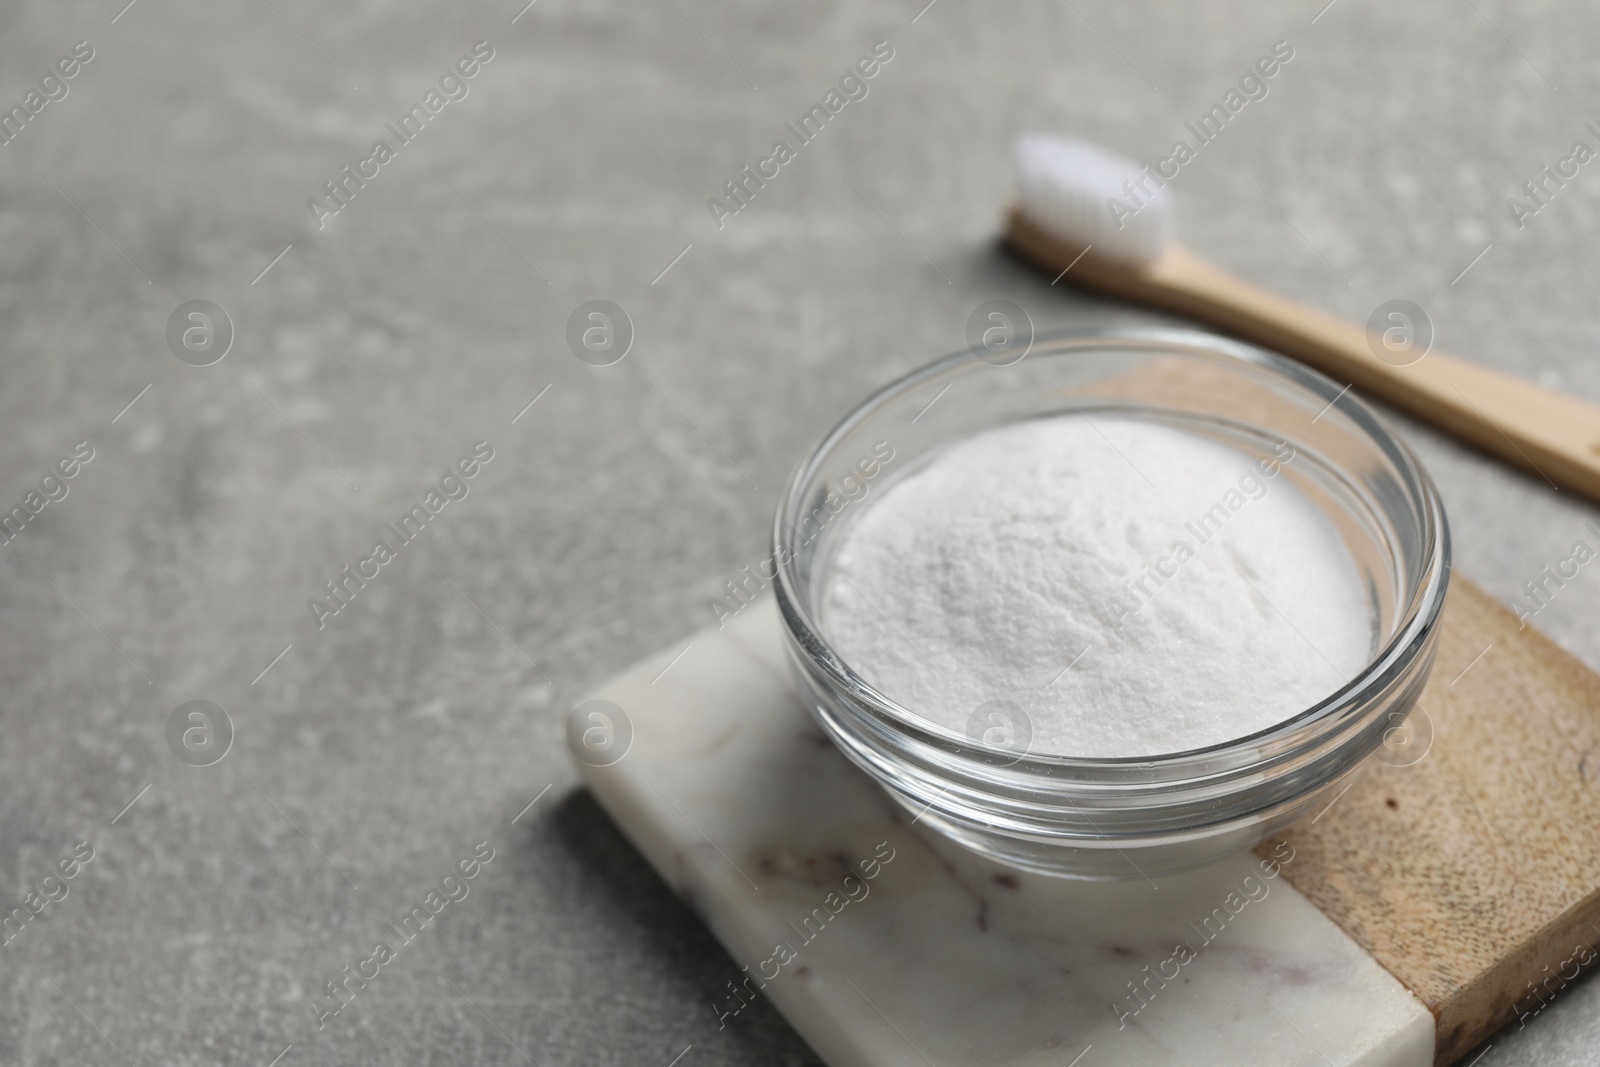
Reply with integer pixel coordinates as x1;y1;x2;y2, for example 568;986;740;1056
772;327;1450;879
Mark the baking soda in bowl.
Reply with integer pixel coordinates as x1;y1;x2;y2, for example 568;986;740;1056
820;414;1373;758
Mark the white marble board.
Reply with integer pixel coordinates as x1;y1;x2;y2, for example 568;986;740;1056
568;598;1435;1066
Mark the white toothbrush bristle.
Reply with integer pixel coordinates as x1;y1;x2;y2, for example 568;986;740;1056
1014;135;1171;266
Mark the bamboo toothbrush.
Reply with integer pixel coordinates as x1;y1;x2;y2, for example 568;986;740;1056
1005;134;1600;504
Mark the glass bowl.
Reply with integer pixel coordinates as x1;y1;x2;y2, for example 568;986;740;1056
772;327;1450;879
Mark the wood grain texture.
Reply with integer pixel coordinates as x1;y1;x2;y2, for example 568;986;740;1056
1258;577;1600;1065
1004;208;1600;506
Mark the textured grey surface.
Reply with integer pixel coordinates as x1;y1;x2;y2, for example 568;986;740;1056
0;0;1596;1063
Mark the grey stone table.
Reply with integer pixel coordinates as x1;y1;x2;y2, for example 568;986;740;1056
0;0;1595;1063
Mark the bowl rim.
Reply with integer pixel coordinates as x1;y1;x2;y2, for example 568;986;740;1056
771;325;1452;774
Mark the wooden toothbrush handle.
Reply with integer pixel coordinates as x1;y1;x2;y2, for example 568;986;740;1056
1006;207;1600;503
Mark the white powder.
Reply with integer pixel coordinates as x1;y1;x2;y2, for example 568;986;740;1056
821;415;1372;758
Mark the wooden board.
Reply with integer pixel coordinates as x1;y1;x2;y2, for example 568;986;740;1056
1262;576;1600;1064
